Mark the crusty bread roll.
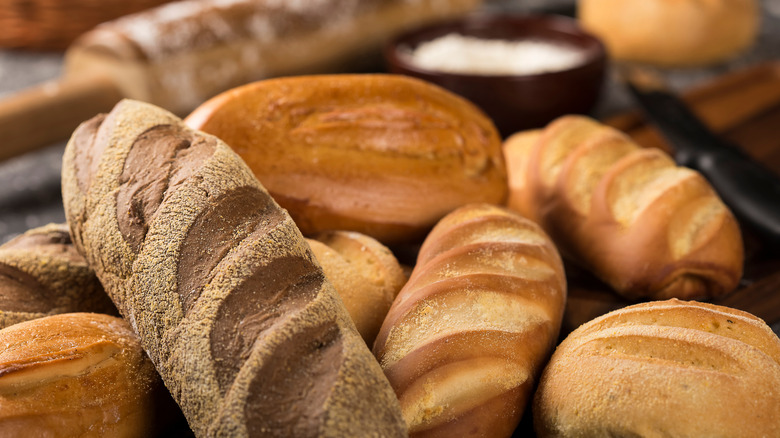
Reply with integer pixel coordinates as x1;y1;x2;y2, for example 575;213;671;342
61;99;406;437
0;313;173;437
66;0;484;115
307;231;407;345
0;223;116;329
578;0;759;67
534;299;780;437
374;204;566;437
185;74;507;244
503;116;743;300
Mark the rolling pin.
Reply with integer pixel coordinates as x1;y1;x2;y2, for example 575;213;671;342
0;0;483;162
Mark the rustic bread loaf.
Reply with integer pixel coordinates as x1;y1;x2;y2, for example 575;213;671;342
66;0;484;115
185;74;507;244
0;312;173;437
0;223;116;329
61;99;406;437
503;116;743;300
578;0;759;67
534;299;780;437
374;203;566;437
307;230;407;345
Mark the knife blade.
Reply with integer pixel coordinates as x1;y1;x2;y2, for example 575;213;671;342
622;67;780;252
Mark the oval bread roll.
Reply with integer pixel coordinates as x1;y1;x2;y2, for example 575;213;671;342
504;116;743;300
374;204;566;437
0;313;173;437
534;299;780;437
307;230;407;345
578;0;759;66
185;74;507;244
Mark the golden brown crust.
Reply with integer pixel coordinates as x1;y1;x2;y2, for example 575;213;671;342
0;313;171;437
307;230;406;345
61;99;406;437
578;0;759;67
0;223;116;329
534;299;780;437
374;204;566;437
185;74;507;244
504;116;744;300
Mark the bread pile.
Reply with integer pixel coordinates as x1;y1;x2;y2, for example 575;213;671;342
0;73;775;437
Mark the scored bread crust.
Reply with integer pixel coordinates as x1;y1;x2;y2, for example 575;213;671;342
504;116;743;300
61;99;406;437
534;299;780;437
374;204;566;437
0;223;117;329
185;74;507;245
0;313;170;437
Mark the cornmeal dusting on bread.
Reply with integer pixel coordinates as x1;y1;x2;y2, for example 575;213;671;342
61;100;407;437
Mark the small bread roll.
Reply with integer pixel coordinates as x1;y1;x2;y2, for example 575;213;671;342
0;313;175;437
307;230;407;345
578;0;759;66
534;299;780;437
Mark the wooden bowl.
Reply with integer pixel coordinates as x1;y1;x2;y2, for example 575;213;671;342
384;14;608;138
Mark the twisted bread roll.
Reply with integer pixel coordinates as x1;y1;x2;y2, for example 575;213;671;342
307;231;406;345
374;204;566;437
504;116;743;300
0;223;116;329
185;74;507;244
61;99;406;437
534;299;780;437
0;313;173;437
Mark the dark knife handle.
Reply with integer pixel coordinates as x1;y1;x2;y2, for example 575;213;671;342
680;146;780;249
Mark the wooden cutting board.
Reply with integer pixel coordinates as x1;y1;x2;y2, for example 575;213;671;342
563;61;780;334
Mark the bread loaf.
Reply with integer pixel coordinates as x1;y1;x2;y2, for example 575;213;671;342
373;203;566;437
185;74;507;244
307;230;407;345
66;0;484;115
0;223;116;329
61;99;406;437
534;299;780;437
504;116;743;300
0;313;173;437
578;0;759;67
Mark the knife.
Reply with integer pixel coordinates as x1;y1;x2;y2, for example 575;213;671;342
622;67;780;252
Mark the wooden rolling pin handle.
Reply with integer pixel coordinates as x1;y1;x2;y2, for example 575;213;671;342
0;74;123;161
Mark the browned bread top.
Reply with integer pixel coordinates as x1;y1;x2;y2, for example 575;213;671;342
504;116;743;300
186;74;507;244
0;312;172;437
534;299;780;437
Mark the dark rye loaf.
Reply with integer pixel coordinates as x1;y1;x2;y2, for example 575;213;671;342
61;99;406;437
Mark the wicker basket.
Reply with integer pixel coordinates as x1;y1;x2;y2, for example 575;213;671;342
0;0;176;50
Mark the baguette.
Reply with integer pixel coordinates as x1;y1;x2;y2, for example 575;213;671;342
504;116;743;300
61;99;406;437
534;299;780;437
0;313;173;437
0;223;116;329
307;230;407;346
373;203;566;437
185;74;508;244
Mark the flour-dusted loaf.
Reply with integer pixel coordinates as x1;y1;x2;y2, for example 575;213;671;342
374;204;566;437
0;223;115;329
307;230;407;346
61;99;406;437
185;74;507;244
66;0;484;115
534;299;780;437
504;116;743;300
0;313;175;437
